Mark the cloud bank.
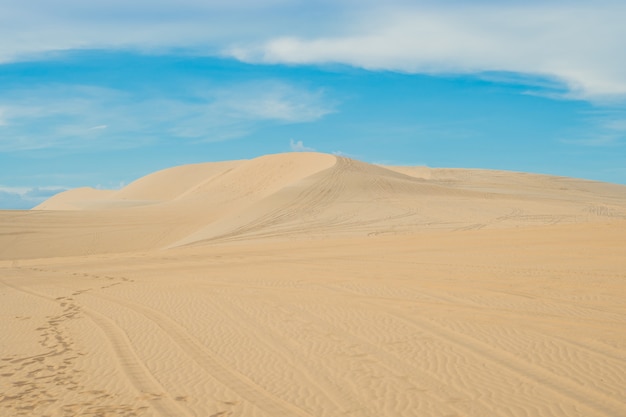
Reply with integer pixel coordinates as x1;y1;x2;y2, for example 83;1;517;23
1;1;625;101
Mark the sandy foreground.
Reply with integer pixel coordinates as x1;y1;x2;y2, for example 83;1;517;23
1;152;626;416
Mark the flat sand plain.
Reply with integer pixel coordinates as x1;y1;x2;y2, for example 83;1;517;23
1;152;625;416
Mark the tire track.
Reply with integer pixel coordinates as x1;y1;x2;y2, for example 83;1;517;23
215;294;377;417
251;298;500;417
304;282;626;416
424;291;626;367
373;301;626;416
91;292;319;417
0;277;193;417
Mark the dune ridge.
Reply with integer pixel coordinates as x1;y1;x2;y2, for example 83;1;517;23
1;152;626;417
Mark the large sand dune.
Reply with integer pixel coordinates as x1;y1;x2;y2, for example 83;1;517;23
3;152;625;259
1;152;625;416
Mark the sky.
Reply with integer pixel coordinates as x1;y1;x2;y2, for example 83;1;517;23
1;0;625;208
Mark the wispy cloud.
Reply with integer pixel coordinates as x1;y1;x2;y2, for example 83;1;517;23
0;85;148;151
561;109;626;146
0;80;335;151
207;81;334;123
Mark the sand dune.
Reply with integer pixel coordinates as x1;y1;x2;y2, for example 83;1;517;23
1;152;626;416
4;152;626;259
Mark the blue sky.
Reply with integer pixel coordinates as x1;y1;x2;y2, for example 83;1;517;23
1;0;625;208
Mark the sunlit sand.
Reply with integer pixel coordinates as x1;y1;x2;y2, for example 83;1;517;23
2;152;625;416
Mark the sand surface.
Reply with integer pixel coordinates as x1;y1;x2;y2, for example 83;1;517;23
1;152;625;416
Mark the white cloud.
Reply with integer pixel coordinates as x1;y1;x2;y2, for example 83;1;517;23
289;139;315;152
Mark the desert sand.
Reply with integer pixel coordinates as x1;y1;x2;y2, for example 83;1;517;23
1;152;625;417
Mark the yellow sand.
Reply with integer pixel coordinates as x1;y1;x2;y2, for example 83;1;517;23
1;152;625;416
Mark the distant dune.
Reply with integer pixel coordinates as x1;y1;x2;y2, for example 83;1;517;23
1;152;625;259
1;153;625;417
